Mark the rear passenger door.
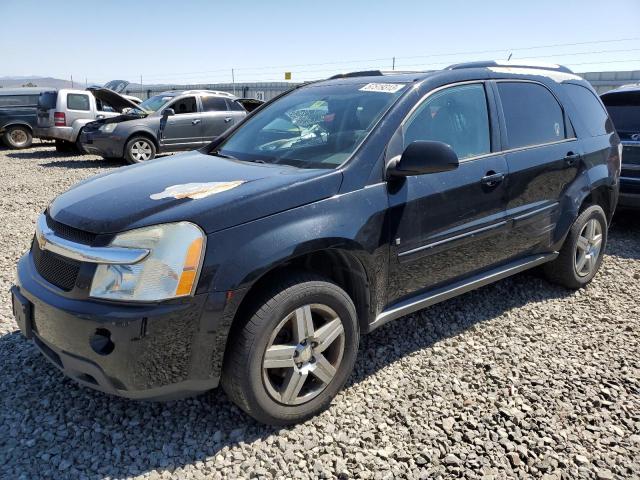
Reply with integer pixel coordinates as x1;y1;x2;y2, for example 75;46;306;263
160;96;203;149
200;96;233;141
494;81;580;254
386;82;511;304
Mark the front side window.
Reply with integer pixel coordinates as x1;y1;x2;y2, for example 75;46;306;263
67;93;90;111
498;82;566;149
169;96;197;114
564;84;613;137
215;82;406;169
403;83;491;160
201;96;227;112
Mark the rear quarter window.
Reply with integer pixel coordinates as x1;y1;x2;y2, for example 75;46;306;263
67;93;90;111
564;84;614;137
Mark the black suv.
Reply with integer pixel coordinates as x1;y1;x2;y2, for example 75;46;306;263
12;62;620;425
601;85;640;209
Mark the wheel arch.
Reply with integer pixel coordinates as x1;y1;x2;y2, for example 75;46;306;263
125;130;160;150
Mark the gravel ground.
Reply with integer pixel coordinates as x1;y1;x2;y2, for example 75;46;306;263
0;144;638;480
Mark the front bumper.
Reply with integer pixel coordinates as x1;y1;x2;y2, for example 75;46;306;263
79;130;125;158
14;252;239;401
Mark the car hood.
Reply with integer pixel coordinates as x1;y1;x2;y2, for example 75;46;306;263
88;87;141;112
48;150;342;235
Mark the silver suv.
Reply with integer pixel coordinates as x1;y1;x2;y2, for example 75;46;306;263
35;88;140;152
79;90;261;163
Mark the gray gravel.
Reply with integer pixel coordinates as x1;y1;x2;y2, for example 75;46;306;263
0;144;639;479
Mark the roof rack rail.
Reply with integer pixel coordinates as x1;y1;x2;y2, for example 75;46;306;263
446;60;574;74
328;70;425;80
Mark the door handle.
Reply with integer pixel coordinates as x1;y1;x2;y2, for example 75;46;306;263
481;171;505;187
192;119;201;125
564;152;581;166
224;117;232;123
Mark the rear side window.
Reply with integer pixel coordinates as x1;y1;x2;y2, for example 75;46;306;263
201;96;228;112
403;83;491;160
0;95;39;107
498;82;565;149
67;93;90;111
226;99;246;112
564;84;613;136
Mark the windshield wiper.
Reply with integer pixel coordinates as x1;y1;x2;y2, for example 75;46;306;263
212;151;238;160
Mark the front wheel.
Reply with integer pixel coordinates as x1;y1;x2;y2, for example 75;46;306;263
124;136;156;164
221;273;359;425
543;204;608;289
3;125;32;149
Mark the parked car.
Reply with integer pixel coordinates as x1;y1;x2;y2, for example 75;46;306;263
12;62;620;425
35;87;140;152
79;90;261;163
0;87;49;149
601;85;640;209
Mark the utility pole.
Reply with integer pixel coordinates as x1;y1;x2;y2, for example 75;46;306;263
232;68;236;95
392;57;395;71
85;77;87;88
70;75;74;88
140;74;144;99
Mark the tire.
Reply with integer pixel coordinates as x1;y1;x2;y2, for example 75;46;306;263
543;204;608;289
124;136;156;164
3;125;32;149
221;272;359;425
55;140;75;153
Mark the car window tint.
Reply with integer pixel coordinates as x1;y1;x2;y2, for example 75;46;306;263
564;84;613;136
498;82;565;148
404;83;491;160
67;93;90;111
201;96;228;112
227;99;246;111
0;95;39;107
169;96;198;114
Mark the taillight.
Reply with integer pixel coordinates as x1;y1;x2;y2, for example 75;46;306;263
54;112;66;126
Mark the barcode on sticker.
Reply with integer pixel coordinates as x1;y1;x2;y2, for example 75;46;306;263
359;83;405;93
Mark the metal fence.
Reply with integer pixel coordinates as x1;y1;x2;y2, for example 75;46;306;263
579;70;640;94
124;82;300;101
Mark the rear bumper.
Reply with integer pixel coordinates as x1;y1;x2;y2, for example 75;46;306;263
35;126;74;142
14;252;240;401
79;130;125;158
618;175;640;209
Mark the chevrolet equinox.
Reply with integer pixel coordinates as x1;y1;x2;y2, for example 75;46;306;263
12;62;621;425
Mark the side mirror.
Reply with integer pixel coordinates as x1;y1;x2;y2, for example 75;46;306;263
387;140;459;178
162;108;175;117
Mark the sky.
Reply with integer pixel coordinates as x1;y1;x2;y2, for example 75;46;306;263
1;0;640;85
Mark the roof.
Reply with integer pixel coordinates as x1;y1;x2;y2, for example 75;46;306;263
157;89;237;98
601;83;640;96
0;87;51;95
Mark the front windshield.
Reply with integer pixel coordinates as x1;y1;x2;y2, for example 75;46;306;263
214;82;406;169
136;94;174;114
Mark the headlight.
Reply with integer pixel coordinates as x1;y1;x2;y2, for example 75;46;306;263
90;222;205;301
98;123;117;133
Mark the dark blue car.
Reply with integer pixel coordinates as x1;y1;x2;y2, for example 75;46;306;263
0;87;49;149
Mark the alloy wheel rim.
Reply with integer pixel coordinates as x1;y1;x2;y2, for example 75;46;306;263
574;218;603;277
10;129;28;146
131;141;152;161
262;304;345;406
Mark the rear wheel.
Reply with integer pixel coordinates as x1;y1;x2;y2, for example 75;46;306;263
124;136;156;164
221;273;359;425
3;125;32;149
543;204;607;289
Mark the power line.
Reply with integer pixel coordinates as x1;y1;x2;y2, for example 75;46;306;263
135;36;640;81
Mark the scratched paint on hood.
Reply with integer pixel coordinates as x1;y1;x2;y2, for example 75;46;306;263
150;181;245;200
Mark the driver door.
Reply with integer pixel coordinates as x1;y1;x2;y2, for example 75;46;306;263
160;96;203;149
386;82;511;304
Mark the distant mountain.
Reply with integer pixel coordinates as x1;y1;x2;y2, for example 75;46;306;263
0;76;74;89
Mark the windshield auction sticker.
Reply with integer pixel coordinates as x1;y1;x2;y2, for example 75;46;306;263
359;83;405;93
